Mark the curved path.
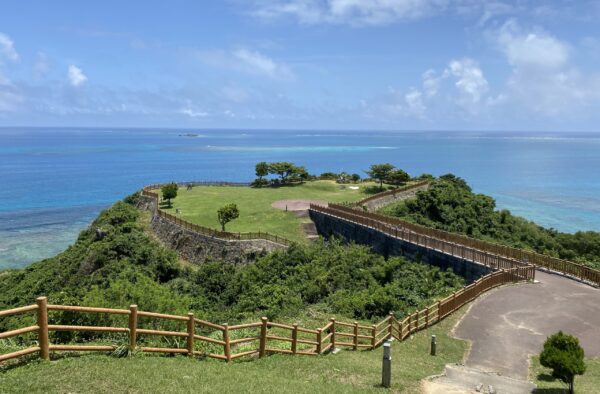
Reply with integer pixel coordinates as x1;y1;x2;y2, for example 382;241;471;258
454;270;600;380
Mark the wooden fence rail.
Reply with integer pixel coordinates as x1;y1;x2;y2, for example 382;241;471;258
311;203;597;286
1;264;532;365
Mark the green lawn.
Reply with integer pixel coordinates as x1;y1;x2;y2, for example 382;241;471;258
530;356;600;393
157;181;378;243
0;308;468;394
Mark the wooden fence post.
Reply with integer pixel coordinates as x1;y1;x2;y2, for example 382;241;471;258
223;323;231;362
187;312;194;357
330;318;336;349
353;322;359;350
129;304;138;352
371;324;376;349
292;324;298;354
437;301;441;321
259;317;268;358
388;312;394;338
36;297;49;360
316;328;323;354
425;307;429;328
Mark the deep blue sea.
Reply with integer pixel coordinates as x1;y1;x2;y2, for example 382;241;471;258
2;128;600;270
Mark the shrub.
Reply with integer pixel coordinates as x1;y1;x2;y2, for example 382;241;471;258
540;331;586;394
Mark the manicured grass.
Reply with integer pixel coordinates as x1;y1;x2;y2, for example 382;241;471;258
530;356;600;393
157;181;378;243
0;309;468;393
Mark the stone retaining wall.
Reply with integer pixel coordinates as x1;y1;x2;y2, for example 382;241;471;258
137;194;287;265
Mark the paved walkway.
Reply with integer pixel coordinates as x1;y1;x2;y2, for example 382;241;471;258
453;270;600;380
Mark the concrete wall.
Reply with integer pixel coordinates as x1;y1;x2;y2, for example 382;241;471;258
310;210;493;283
361;183;430;211
137;194;287;265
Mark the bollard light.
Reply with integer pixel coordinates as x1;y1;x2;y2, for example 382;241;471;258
382;341;391;388
430;335;436;356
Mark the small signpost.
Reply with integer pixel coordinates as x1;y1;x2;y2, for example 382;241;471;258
382;341;391;388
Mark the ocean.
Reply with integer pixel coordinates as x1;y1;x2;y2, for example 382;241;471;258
2;128;600;270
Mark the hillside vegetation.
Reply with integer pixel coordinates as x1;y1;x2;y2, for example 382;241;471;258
0;193;464;340
379;175;600;270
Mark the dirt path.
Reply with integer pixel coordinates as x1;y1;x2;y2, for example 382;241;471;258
454;271;600;380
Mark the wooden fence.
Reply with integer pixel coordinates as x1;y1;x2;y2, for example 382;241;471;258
355;181;430;205
311;203;599;286
141;186;291;247
310;203;535;276
0;265;532;365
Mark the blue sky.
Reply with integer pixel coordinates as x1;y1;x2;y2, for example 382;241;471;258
1;0;600;131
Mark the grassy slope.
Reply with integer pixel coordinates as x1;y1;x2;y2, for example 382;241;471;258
0;307;468;394
530;356;600;394
158;181;376;243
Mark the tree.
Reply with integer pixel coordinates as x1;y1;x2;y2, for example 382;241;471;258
294;166;309;183
351;173;361;183
217;203;240;232
255;162;269;181
161;183;178;208
367;163;395;190
268;162;296;183
386;169;410;187
540;331;586;394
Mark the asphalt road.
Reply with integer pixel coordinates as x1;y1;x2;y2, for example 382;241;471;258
453;270;600;380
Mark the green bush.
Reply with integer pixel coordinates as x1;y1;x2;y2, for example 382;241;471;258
540;331;586;394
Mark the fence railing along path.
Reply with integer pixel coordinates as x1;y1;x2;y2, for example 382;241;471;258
141;185;291;247
310;203;599;287
1;266;532;365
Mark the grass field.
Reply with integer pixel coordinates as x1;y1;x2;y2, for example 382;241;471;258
0;308;468;394
530;356;600;393
156;181;380;243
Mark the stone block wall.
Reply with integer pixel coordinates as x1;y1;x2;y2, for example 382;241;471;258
310;209;493;283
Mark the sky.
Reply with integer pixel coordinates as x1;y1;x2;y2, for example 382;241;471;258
1;0;600;131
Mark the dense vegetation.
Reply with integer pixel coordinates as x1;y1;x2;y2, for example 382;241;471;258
380;174;600;269
0;194;464;339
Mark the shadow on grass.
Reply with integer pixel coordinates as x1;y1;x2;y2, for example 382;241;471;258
533;373;569;394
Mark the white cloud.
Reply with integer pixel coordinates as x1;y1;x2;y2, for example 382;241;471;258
254;0;452;25
180;108;209;118
68;65;87;87
0;33;19;61
195;48;293;80
447;58;489;111
497;19;569;69
404;89;426;118
422;69;441;97
232;48;293;80
491;19;600;116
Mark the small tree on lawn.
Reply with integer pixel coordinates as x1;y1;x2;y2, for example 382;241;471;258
540;331;586;394
161;183;178;208
255;162;269;181
217;203;240;232
386;169;411;187
367;163;395;190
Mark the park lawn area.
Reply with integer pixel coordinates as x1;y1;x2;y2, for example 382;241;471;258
530;356;600;393
0;308;468;394
157;180;379;243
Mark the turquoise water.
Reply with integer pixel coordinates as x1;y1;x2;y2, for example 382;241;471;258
2;128;600;269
